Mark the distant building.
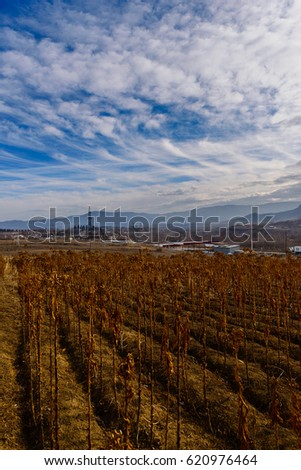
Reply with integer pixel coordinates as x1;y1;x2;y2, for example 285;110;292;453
213;244;241;255
289;246;301;255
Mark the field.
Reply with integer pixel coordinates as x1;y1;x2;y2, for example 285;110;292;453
0;248;301;450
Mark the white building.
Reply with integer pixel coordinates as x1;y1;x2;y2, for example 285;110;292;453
289;246;301;255
213;244;241;255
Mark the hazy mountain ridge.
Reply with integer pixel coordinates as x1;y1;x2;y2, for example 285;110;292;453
1;201;301;230
246;204;301;223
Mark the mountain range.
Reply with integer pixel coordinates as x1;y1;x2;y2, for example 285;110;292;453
1;201;301;230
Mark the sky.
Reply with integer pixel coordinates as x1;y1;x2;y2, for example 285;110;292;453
1;0;301;220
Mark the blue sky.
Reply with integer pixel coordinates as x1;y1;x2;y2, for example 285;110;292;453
1;0;301;220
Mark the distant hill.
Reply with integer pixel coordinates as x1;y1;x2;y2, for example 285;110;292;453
1;202;300;230
245;204;301;224
0;217;48;231
0;220;30;230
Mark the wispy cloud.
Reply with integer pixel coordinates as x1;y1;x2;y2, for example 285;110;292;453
1;0;301;219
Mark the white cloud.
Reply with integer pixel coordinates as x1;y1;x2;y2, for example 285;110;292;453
43;125;64;138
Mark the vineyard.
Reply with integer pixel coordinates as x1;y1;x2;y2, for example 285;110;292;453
0;249;301;450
